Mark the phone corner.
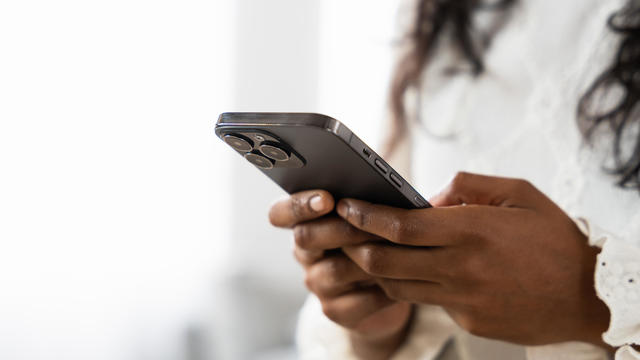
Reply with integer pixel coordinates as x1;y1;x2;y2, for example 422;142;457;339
323;118;352;143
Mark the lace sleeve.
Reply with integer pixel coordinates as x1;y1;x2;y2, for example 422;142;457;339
295;295;457;360
296;295;357;359
391;304;458;360
575;218;640;360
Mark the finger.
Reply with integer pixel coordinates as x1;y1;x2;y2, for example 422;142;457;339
429;172;538;208
306;253;374;298
321;286;396;329
376;278;453;306
293;246;324;266
269;190;335;228
342;242;450;282
294;216;378;251
337;198;475;246
352;302;412;335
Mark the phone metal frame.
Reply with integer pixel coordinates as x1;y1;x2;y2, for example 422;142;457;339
216;112;430;209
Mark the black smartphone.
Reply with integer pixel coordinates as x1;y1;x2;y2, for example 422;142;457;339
215;112;430;209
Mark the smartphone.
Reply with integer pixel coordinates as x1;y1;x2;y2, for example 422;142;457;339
215;112;430;209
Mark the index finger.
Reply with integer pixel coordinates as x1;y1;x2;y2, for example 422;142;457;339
269;190;335;228
294;216;381;251
336;199;479;246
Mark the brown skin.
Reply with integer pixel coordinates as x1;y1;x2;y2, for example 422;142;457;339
269;190;412;360
269;172;613;358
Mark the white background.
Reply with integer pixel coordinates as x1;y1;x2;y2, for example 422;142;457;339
0;0;399;359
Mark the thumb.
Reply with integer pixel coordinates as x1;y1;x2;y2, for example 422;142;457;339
428;172;534;208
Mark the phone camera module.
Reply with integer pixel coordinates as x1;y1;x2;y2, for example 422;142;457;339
259;142;290;162
244;153;275;169
224;134;253;152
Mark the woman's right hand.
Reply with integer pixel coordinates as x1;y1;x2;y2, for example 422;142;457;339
268;190;412;359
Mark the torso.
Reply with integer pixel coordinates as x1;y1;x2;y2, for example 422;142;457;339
410;1;637;358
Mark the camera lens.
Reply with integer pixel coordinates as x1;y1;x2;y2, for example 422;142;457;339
244;153;275;169
224;134;253;152
259;143;290;161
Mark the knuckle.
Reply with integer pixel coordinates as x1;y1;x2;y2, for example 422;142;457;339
321;302;343;324
378;279;405;301
268;211;277;226
511;178;533;194
460;255;483;277
291;195;308;220
455;275;480;292
303;271;316;292
359;245;387;275
436;262;457;284
348;204;369;230
267;203;282;226
292;247;302;264
293;224;311;249
451;172;471;191
343;221;360;242
322;258;343;284
388;215;409;243
466;320;488;337
455;313;482;336
519;179;534;189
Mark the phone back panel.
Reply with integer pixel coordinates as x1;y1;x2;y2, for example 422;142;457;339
216;113;428;209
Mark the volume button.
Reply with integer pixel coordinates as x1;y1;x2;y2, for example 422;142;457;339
374;158;388;174
389;173;402;188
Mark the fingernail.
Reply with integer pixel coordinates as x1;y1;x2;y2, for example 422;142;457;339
309;195;325;212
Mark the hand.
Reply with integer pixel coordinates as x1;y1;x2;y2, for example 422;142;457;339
337;172;611;347
268;190;412;359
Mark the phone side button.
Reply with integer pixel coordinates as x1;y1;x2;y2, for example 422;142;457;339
414;196;427;207
374;158;388;174
389;173;402;188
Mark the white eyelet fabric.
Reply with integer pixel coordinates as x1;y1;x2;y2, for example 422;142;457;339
296;296;357;360
576;218;640;359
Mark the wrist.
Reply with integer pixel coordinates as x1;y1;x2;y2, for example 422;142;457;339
575;246;613;351
577;296;613;353
582;330;615;355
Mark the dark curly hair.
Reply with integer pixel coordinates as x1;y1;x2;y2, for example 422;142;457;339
390;0;640;190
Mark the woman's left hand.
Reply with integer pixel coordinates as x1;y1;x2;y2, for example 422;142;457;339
338;172;611;348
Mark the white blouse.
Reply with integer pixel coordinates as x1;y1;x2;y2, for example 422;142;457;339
297;0;640;359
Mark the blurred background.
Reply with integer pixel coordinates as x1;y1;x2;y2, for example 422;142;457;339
0;0;401;359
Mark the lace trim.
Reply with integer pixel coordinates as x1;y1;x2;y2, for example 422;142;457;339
616;346;640;360
296;295;357;360
575;218;640;360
